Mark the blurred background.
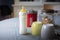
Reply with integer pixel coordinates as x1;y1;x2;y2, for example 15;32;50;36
0;0;14;20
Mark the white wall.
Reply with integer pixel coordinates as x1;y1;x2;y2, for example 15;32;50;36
13;5;43;17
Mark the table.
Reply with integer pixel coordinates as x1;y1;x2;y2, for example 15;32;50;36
0;17;60;40
0;17;42;40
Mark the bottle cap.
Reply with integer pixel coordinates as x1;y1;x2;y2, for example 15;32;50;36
20;6;26;13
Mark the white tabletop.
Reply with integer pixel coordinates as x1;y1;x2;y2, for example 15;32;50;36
0;17;59;40
0;17;41;40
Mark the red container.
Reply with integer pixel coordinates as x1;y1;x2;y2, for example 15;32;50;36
27;11;37;27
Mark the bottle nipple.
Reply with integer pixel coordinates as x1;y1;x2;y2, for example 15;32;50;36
20;6;26;13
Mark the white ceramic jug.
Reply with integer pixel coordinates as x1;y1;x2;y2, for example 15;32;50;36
41;24;55;40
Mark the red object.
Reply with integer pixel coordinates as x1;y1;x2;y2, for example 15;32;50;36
27;13;37;27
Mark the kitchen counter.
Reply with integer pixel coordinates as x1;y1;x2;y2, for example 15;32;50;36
0;17;41;40
17;34;40;40
0;17;60;40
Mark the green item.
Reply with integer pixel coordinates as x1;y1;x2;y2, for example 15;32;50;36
31;22;42;36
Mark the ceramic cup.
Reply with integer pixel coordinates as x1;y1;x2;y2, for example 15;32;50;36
31;22;42;36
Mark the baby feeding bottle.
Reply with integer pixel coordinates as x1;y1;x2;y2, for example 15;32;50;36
19;6;27;34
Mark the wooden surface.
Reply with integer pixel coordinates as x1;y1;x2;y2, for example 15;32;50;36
44;4;53;10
